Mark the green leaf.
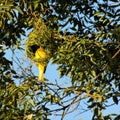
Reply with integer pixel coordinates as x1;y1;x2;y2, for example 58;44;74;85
24;104;28;114
33;1;39;10
103;18;109;24
113;96;118;104
0;10;5;12
7;12;13;22
15;6;24;14
94;12;103;16
40;3;44;11
79;39;86;44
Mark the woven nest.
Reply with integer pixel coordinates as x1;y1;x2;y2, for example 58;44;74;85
25;18;51;61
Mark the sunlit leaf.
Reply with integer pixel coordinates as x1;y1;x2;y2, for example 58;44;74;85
15;6;24;15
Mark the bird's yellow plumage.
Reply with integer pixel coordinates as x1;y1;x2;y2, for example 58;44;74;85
34;47;47;82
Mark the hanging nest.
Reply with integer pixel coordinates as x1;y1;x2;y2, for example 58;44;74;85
25;18;51;61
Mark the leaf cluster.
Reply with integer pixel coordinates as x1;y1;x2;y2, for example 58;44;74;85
0;0;120;120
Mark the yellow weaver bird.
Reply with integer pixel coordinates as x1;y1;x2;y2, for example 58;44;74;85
34;47;47;82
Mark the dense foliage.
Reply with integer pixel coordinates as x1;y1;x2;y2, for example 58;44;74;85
0;0;120;120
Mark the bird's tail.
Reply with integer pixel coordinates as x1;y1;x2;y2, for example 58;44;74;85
37;63;46;82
